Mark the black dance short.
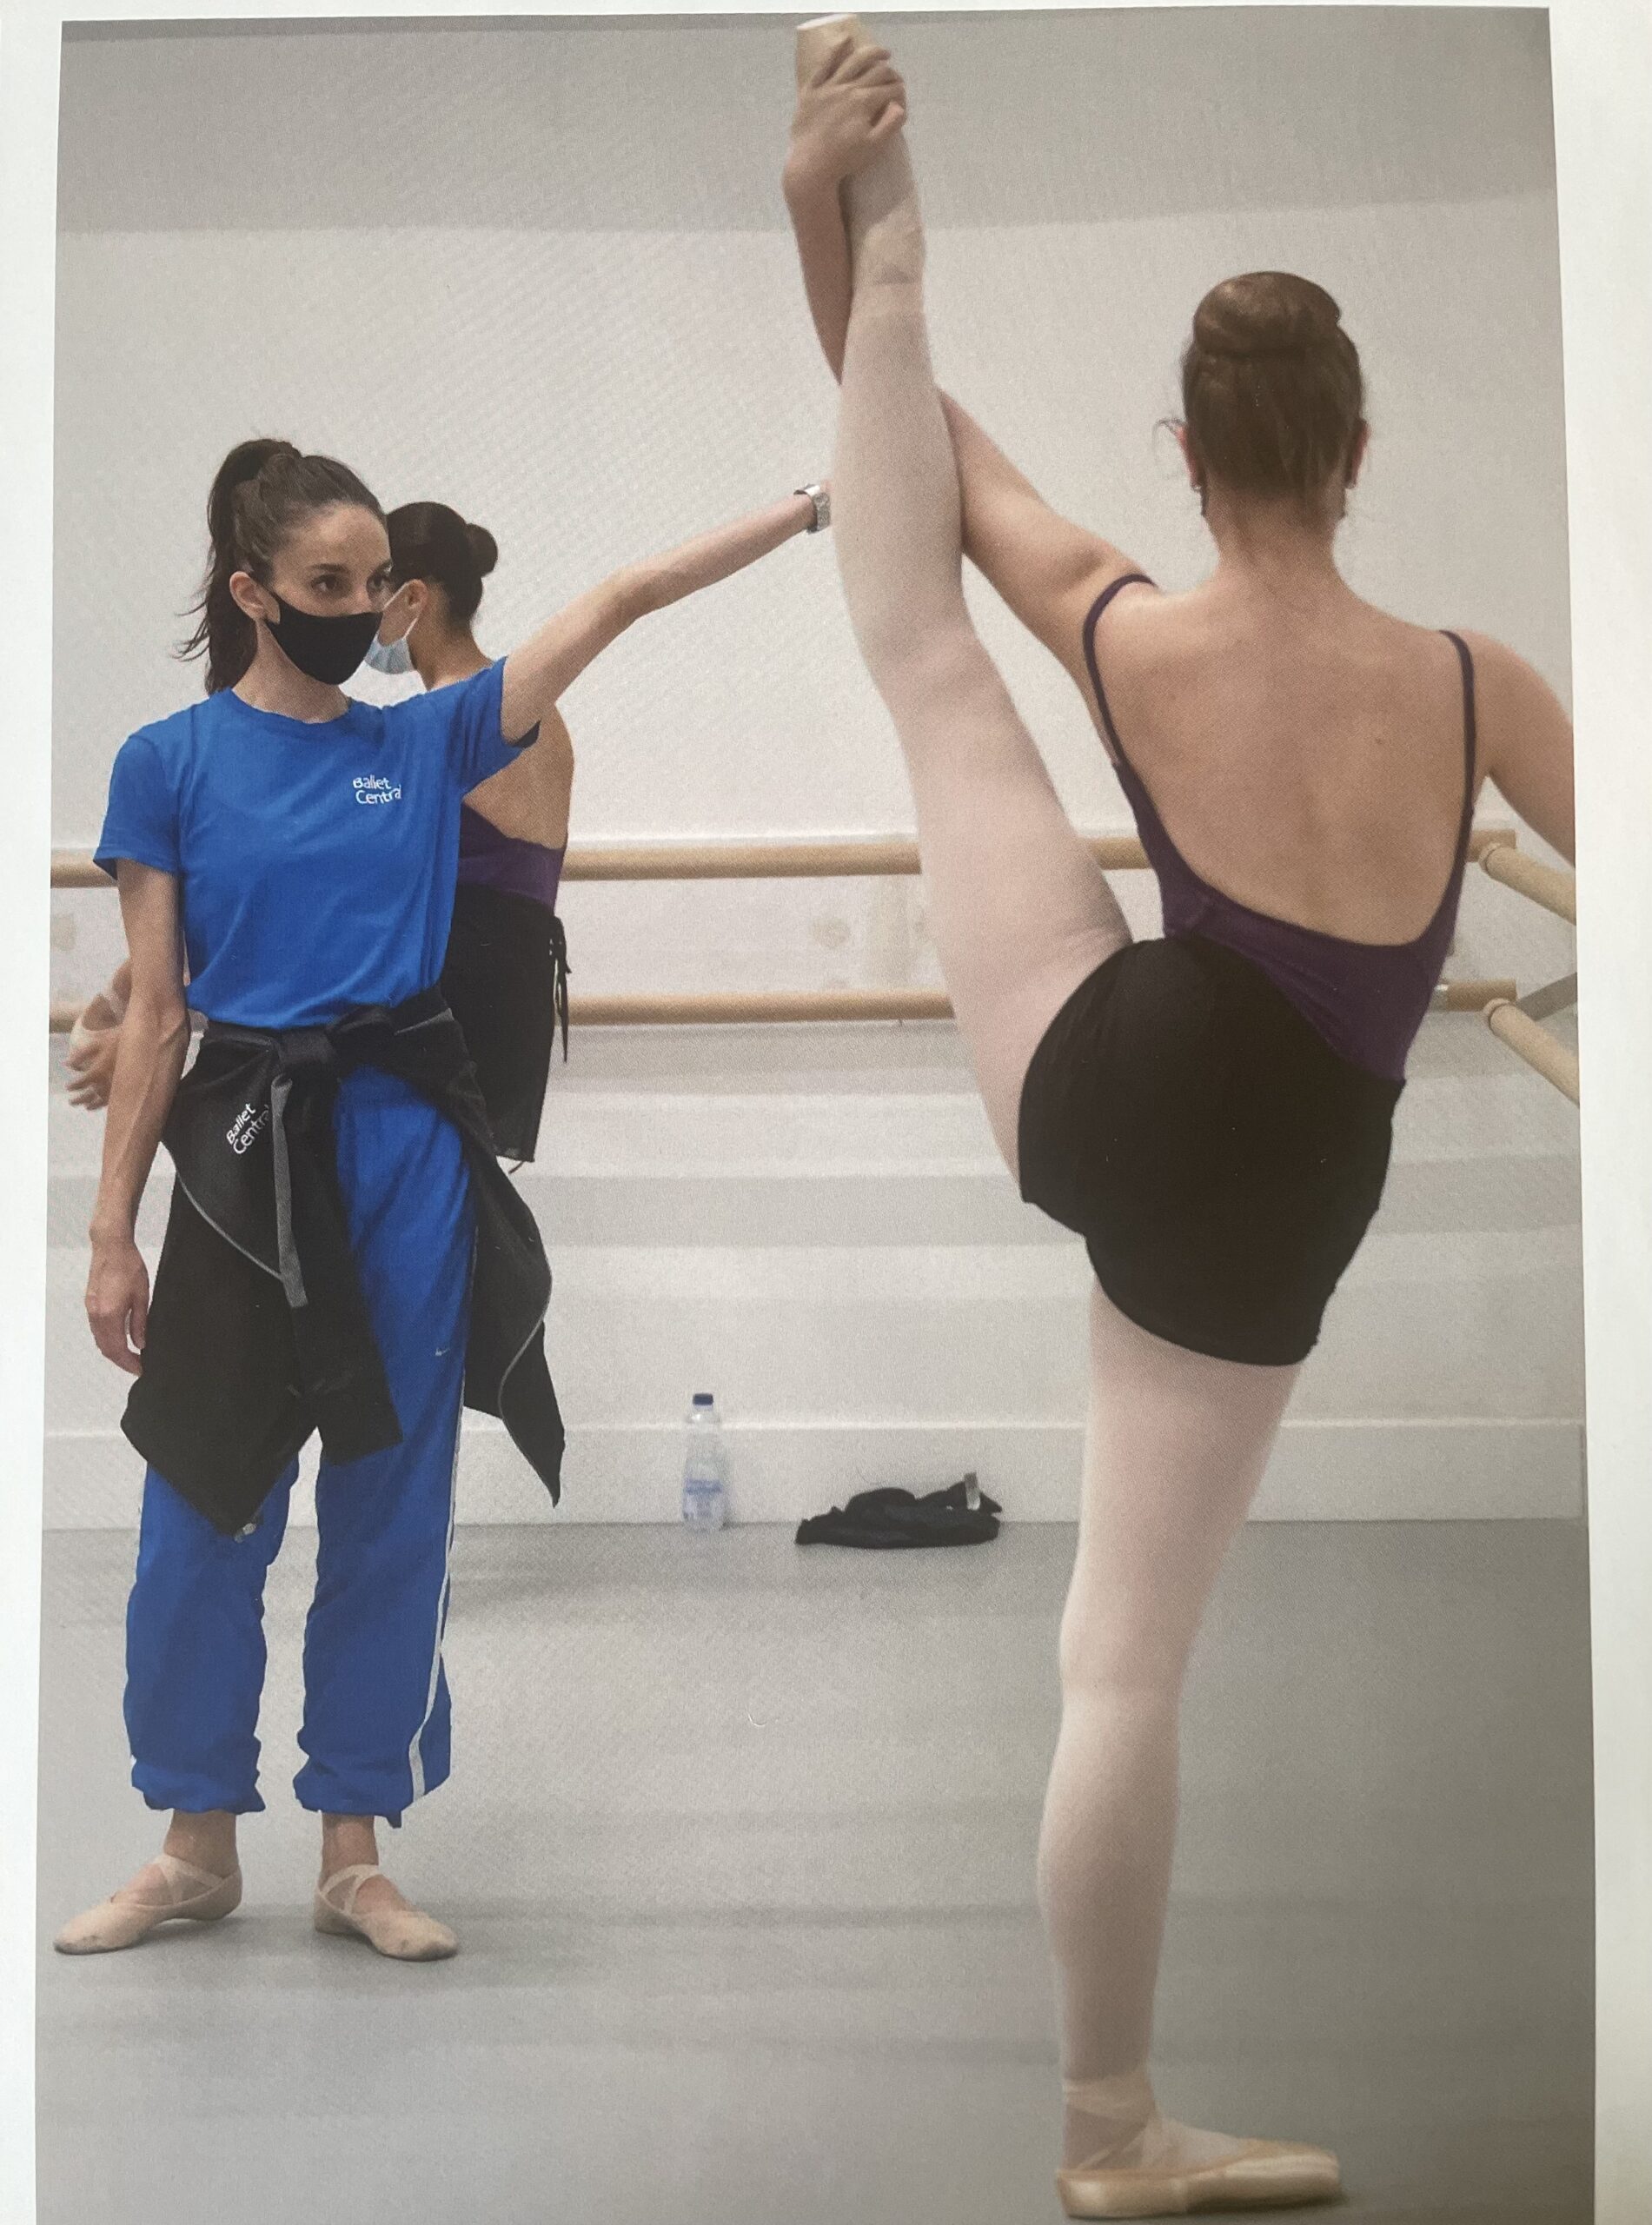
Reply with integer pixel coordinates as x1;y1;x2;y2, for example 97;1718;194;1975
440;881;568;1165
1016;934;1402;1366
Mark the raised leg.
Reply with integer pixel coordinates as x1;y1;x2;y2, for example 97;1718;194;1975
819;27;1129;1174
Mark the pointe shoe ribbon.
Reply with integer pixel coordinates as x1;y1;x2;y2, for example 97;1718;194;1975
54;1852;242;1956
1056;2135;1343;2218
313;1863;458;1963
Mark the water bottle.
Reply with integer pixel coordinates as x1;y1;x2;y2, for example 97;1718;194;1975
681;1392;728;1531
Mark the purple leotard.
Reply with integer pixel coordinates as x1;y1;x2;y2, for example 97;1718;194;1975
457;803;565;913
1083;575;1476;1083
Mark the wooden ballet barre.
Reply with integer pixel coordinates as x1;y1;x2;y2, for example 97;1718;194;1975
522;980;1520;1027
49;824;1520;892
49;838;1146;887
563;837;1153;881
1484;1000;1579;1105
1479;840;1576;925
1432;979;1518;1013
49;978;1518;1038
53;852;111;889
559;989;958;1026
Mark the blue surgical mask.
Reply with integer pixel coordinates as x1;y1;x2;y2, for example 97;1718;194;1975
364;628;415;679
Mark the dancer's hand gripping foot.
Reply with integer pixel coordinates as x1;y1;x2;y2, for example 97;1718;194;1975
793;19;919;288
787;18;906;199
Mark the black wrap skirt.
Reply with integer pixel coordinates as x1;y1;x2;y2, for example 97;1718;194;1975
440;881;568;1165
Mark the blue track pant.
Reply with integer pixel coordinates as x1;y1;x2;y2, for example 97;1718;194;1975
123;1068;475;1821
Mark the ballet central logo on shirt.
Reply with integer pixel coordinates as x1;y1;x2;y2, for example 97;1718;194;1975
353;774;402;807
226;1102;269;1156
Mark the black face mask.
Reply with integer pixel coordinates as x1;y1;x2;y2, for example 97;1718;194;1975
265;593;382;687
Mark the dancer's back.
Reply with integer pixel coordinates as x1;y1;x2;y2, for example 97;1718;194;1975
1085;579;1476;946
1078;575;1500;1080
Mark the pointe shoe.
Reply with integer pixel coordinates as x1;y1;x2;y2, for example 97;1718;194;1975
796;14;867;87
1056;2135;1342;2218
54;1853;242;1956
313;1863;457;1963
795;13;920;286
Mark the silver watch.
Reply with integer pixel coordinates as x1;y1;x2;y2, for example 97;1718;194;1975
795;481;831;534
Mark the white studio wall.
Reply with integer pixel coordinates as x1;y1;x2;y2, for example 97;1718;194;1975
47;9;1580;1528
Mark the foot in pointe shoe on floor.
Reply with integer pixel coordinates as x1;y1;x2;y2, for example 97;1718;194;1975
1056;2081;1343;2218
53;1853;242;1955
1056;2127;1343;2218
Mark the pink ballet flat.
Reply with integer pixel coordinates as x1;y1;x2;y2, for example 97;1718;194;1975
54;1852;242;1955
313;1863;457;1962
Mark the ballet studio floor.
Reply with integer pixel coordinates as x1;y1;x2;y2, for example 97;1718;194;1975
36;1518;1591;2225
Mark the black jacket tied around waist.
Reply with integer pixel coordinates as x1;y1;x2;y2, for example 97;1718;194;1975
123;986;565;1537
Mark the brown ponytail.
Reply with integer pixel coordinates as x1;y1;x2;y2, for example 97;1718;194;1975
1180;272;1365;512
180;439;385;693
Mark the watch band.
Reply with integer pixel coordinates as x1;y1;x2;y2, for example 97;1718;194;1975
795;482;831;534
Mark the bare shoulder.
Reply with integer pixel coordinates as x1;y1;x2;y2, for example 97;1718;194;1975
1450;628;1572;736
1451;626;1541;682
1449;629;1574;860
1069;565;1164;646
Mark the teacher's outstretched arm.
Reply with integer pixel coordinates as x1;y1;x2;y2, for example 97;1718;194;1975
499;486;827;741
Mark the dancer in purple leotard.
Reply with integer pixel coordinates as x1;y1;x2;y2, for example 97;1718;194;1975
785;22;1574;2214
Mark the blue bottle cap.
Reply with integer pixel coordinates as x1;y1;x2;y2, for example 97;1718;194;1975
693;1392;714;1406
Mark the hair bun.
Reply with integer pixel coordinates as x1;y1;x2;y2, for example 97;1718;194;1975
465;522;498;579
1192;271;1343;361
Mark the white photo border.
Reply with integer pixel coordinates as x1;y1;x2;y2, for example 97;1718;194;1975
3;2;1647;2218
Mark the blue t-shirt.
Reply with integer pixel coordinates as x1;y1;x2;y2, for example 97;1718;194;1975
96;661;523;1030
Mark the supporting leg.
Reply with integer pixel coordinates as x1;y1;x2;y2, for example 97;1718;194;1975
1039;1285;1302;2175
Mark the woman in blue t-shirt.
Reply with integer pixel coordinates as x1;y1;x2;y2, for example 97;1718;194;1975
65;499;589;1165
56;436;829;1963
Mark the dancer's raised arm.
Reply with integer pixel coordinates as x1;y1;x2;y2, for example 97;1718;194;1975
784;33;1132;678
935;398;1137;686
499;486;828;739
